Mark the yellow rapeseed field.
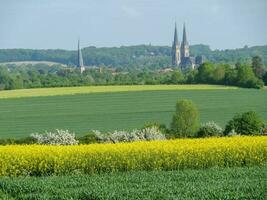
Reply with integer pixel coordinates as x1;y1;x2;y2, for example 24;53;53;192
0;136;266;176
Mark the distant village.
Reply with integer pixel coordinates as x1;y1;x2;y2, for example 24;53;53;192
76;23;204;74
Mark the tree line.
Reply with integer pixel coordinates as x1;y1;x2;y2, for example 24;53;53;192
0;44;267;69
0;56;266;90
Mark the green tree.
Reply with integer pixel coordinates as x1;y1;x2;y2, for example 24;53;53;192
236;64;263;88
213;65;226;83
224;111;264;135
263;71;267;85
252;56;265;79
170;99;200;138
196;62;215;83
170;70;184;84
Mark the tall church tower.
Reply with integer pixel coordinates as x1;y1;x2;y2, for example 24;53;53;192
180;23;190;60
172;23;180;67
77;39;85;74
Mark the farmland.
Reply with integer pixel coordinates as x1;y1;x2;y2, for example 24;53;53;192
0;166;265;200
0;136;266;176
0;85;236;99
0;85;266;138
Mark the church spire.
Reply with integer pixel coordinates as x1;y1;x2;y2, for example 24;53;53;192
172;22;180;67
182;23;188;46
180;23;190;59
77;39;85;74
173;22;179;46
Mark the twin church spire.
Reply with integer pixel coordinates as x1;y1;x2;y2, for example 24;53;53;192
172;23;190;69
77;23;196;73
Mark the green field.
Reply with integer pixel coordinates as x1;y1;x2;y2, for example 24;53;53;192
0;85;237;99
0;85;266;138
0;166;265;200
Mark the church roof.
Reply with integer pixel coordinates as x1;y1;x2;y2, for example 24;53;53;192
181;57;193;66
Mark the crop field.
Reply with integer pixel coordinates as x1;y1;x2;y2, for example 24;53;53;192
0;136;266;176
0;166;265;200
0;85;266;138
0;85;237;99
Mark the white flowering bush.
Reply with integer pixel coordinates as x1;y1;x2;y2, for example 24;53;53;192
94;127;166;143
227;129;239;136
197;121;223;137
31;129;78;145
139;127;166;141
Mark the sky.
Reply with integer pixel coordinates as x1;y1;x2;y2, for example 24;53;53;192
0;0;267;50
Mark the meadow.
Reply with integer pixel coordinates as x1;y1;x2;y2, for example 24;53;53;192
0;84;236;99
0;166;265;200
0;85;266;138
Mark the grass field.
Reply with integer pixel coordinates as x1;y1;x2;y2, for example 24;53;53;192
0;85;237;99
0;166;265;200
0;86;266;138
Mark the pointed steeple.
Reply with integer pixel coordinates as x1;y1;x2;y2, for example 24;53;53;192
173;22;179;45
77;39;85;73
172;22;180;67
182;23;188;46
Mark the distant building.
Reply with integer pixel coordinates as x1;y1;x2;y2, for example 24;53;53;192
77;39;85;74
172;23;181;67
172;23;203;70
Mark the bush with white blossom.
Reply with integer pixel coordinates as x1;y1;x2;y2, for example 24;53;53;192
93;126;166;143
31;129;78;145
197;121;223;137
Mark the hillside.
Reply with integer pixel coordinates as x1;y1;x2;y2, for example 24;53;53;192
0;44;266;69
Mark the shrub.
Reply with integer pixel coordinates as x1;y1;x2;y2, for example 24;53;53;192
227;129;238;136
170;99;200;138
0;137;37;145
15;136;37;144
0;139;16;145
139;127;167;141
93;127;166;143
78;133;98;144
143;122;168;134
30;129;78;145
224;111;264;135
197;121;223;137
260;123;267;135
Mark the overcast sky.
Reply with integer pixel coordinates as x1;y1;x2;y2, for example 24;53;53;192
0;0;266;50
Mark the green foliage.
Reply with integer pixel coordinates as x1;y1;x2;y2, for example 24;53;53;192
193;62;264;89
170;70;184;84
0;167;265;200
0;137;36;145
236;64;264;88
263;71;267;85
252;56;265;79
224;111;264;135
78;133;98;144
196;62;215;83
170;99;200;137
197;121;223;138
0;58;265;90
